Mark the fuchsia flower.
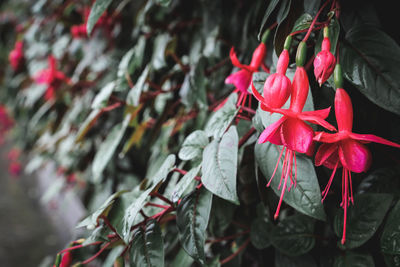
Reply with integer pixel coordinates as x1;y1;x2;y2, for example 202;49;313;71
60;251;73;267
9;41;25;72
225;43;266;94
34;55;71;101
314;87;400;244
252;65;336;219
313;29;335;86
262;49;291;108
0;105;14;144
9;162;22;177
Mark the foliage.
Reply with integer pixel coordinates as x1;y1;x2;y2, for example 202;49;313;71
1;0;400;266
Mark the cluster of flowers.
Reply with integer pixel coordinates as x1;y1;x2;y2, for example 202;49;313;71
226;26;400;244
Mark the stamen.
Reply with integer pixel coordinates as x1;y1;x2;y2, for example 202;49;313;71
348;170;354;204
321;161;339;202
274;150;292;220
267;146;285;187
294;152;297;188
341;168;348;245
278;149;289;190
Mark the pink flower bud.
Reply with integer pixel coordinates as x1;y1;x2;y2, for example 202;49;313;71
313;37;336;86
9;41;24;71
261;49;291;108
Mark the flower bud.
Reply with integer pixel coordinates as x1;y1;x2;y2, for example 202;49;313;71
313;37;336;86
262;49;291;108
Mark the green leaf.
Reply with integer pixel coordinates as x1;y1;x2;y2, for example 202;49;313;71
176;188;213;264
92;115;131;183
75;109;102;143
178;130;209;161
250;205;273;249
77;190;128;229
333;252;374;267
341;25;400;115
357;168;400;196
291;13;312;32
275;250;318;267
122;155;175;242
127;65;150;106
92;81;115;109
151;33;170;70
205;93;239;139
155;0;171;7
255;142;326;221
130;219;164;267
209;196;236;237
258;0;280;40
334;193;393;249
87;0;113;35
270;214;315;256
172;165;201;203
202;126;239;204
170;248;194;267
381;200;400;255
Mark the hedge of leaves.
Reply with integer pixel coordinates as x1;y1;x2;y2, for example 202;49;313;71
1;0;400;266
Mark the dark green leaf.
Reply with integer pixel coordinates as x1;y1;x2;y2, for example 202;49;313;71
334;193;393;249
127;65;150;106
178;130;209;161
170;248;194;267
341;25;400;115
357;168;400;196
255;142;326;221
250;217;273;249
130;219;164;267
333;252;374;267
87;0;113;35
171;165;201;203
275;250;318;267
202;126;239;204
291;13;312;32
176;188;213;264
155;0;171;7
258;0;280;40
270;214;315;256
205;93;238;138
91;81;115;109
92;115;131;183
209;196;236;237
381;200;400;255
273;0;292;55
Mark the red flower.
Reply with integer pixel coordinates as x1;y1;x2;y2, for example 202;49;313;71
313;37;335;86
252;66;336;219
314;88;400;244
9;41;24;71
262;49;291;109
34;55;71;101
7;148;20;162
9;162;22;177
0;105;14;144
225;43;266;94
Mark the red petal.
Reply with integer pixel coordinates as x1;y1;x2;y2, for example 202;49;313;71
339;139;372;173
258;117;286;144
249;43;266;69
298;111;337;131
335;88;353;132
229;47;254;72
225;69;252;94
301;107;331;119
281;118;314;153
349;133;400;148
315;143;340;169
314;132;345;143
290;67;309;113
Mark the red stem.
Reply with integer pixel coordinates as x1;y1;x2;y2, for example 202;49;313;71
150;192;174;206
303;0;333;42
238;128;256;148
220;238;250;265
146;202;170;209
58;241;103;254
81;242;112;264
207;230;250;244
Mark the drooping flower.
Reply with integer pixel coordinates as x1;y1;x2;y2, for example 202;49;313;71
9;41;25;72
314;86;400;244
0;105;14;144
313;27;335;86
34;55;71;101
252;42;336;219
262;36;292;109
224;30;270;110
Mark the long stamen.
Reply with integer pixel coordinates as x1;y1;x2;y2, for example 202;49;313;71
294;152;297;188
278;149;289;190
321;161;339;202
340;168;345;207
274;150;292;220
341;168;348;245
348;170;354;204
267;146;285;187
237;91;245;108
